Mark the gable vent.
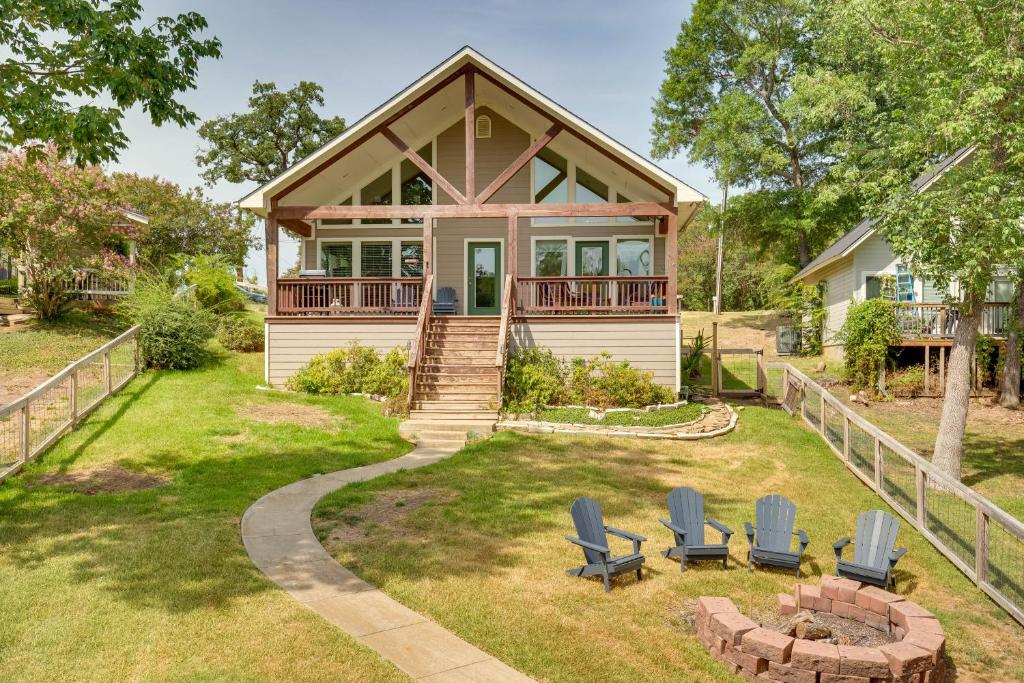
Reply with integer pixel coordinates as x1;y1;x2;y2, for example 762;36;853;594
475;115;492;139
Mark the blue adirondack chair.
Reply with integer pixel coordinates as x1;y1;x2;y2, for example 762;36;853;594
565;497;646;592
834;510;908;589
433;286;457;314
660;486;733;572
744;494;809;577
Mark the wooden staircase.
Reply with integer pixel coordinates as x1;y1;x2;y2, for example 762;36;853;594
401;316;502;445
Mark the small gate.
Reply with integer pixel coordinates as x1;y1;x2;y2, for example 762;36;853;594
714;348;766;398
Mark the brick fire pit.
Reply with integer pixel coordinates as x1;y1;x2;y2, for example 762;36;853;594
695;576;945;682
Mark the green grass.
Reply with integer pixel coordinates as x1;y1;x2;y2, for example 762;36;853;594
536;403;707;427
0;347;408;681
0;309;128;373
314;408;1024;682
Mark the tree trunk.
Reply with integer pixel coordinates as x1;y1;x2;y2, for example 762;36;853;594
714;185;727;315
999;279;1023;408
933;290;985;481
798;231;810;267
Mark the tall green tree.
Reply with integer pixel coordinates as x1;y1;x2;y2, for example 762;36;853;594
112;174;256;269
196;81;347;185
823;0;1024;479
652;0;870;266
0;0;221;165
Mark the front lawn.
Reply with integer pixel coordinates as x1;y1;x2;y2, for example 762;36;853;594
0;347;408;681
313;408;1024;682
536;403;707;427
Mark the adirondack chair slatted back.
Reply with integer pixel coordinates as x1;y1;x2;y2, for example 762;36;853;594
756;495;797;551
570;498;609;564
667;487;705;545
437;287;456;305
854;510;899;570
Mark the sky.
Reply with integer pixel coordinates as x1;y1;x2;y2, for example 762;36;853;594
106;0;714;283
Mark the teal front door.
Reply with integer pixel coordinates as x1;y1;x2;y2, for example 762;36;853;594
467;241;502;315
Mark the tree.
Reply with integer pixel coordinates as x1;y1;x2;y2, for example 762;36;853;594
0;0;221;165
112;174;256;269
0;147;126;319
196;81;347;185
999;275;1024;409
651;0;870;267
823;0;1024;479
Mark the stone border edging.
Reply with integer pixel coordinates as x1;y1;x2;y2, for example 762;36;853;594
496;402;738;441
241;446;533;682
696;576;945;681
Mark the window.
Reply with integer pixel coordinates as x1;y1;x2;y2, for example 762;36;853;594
865;276;883;300
866;274;902;301
400;145;432;224
991;278;1014;303
575;167;608;224
533;148;569;225
321;242;353;277
534;239;568;276
360;242;392;277
361;169;392;224
400;241;423;277
616;239;651;276
616;192;640;223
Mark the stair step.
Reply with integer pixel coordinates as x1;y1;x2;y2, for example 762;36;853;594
412;403;498;413
416;375;497;385
415;392;498;402
422;358;496;367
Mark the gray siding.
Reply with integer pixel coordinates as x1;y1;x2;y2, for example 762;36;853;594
512;319;678;388
266;322;416;386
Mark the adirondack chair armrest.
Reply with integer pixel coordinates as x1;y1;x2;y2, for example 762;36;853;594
605;526;646;553
659;518;687;538
564;535;609;556
794;529;810;553
743;521;755;547
889;546;908;566
833;536;851;560
705;517;733;540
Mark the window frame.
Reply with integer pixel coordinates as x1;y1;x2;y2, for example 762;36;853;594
529;235;658;278
317;236;424;278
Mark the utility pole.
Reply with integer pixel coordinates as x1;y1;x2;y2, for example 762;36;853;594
713;183;727;315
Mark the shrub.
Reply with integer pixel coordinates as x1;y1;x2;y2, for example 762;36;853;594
120;276;215;370
888;365;926;398
173;254;246;313
838;298;902;391
287;343;409;399
216;316;264;352
503;348;673;413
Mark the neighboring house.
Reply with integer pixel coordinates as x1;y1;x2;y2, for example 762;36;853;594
793;147;1013;359
239;47;706;424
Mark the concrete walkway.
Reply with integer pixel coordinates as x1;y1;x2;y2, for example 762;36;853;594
241;446;533;682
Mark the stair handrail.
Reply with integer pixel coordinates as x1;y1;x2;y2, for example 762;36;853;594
495;274;515;407
407;273;434;411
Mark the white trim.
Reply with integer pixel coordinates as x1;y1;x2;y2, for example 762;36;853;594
239;47;705;212
462;237;506;315
264;322;270;385
526;233;659;277
674;314;681;396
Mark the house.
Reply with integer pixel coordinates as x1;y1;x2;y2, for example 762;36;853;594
793;147;1013;365
239;47;706;426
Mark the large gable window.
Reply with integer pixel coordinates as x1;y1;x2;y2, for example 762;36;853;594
532;147;647;226
400;144;432;224
361;169;392;225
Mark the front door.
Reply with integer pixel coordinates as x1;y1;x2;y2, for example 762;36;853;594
467;241;502;315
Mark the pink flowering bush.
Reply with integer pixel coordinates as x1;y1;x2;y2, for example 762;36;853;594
0;147;130;319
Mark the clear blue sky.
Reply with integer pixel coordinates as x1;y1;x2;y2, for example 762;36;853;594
106;0;714;282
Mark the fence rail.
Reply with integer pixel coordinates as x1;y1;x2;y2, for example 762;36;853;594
0;325;140;482
774;362;1024;627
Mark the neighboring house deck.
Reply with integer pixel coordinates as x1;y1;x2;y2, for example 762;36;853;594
794;147;1013;356
240;47;706;424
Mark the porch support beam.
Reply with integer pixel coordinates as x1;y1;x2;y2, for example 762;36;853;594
265;203;279;316
464;71;476;202
382;127;468;205
278;218;312;238
273;201;674;221
666;212;678;314
423;216;434;281
477;123;562;205
507;211;518;281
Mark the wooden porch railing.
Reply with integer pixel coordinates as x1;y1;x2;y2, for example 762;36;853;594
406;274;434;411
516;275;669;315
277;277;425;316
896;302;1011;338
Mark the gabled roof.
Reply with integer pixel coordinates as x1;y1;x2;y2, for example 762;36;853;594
118;208;149;225
793;146;975;282
238;46;706;214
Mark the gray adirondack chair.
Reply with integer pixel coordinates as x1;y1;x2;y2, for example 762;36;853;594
565;497;646;591
660;486;732;572
744;494;809;576
834;510;908;589
433;287;457;314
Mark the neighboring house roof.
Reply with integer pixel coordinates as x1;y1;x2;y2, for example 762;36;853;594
118;208;149;225
793;146;975;282
238;46;707;215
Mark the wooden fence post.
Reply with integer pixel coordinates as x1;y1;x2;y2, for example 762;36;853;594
711;322;720;396
975;506;988;583
842;414;850;462
19;405;30;463
757;349;767;394
915;466;926;527
873;437;883;491
70;369;78;426
819;392;826;436
103;351;112;396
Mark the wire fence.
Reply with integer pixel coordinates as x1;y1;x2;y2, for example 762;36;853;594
0;326;140;483
774;362;1024;628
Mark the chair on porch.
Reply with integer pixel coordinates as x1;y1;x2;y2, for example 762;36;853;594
833;510;907;589
660;486;733;572
540;281;586;312
744;494;809;577
433;287;457;315
565;497;646;591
